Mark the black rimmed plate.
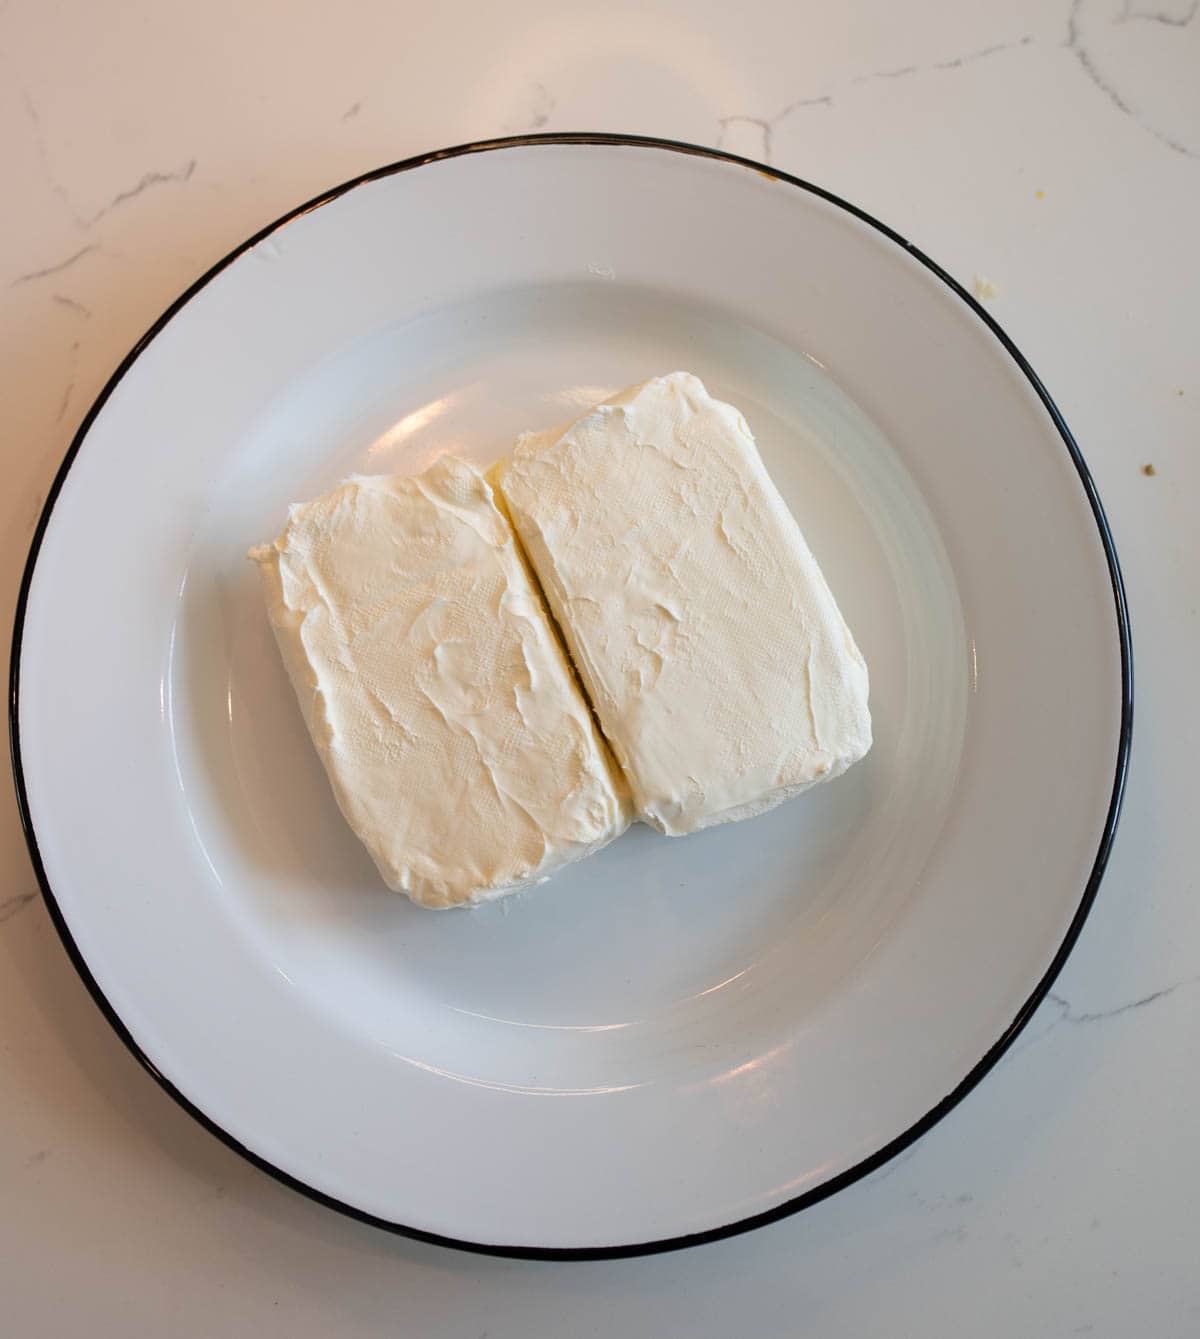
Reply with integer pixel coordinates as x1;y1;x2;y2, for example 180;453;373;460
11;135;1130;1257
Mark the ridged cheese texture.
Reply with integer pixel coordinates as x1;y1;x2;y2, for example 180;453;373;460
494;372;872;836
249;458;630;908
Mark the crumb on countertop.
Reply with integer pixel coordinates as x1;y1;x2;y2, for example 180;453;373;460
1142;463;1156;476
973;275;999;301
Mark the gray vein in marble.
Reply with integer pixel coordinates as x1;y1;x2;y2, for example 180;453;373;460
501;81;556;136
21;86;42;128
20;87;86;222
853;35;1034;84
777;94;835;112
724;34;1034;163
933;36;1036;70
859;64;920;81
1048;975;1199;1023
11;244;98;286
727;11;1196;168
1067;0;1197;158
1067;0;1133;110
527;82;554;130
53;293;91;317
342;101;362;120
100;160;196;218
1002;974;1200;1062
22;87;202;225
717;115;774;163
911;1187;974;1212
885;1184;979;1247
1118;0;1198;24
55;340;81;423
0;891;38;923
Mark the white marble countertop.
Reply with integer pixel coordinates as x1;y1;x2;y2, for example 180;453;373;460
2;0;1197;1333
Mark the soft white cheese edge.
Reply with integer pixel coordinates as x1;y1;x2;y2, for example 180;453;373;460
494;372;872;836
249;457;630;908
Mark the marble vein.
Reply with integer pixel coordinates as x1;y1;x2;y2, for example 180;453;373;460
779;94;835;111
20;87;90;223
21;89;200;226
932;37;1035;70
1001;974;1200;1062
55;339;81;423
11;244;98;286
1047;974;1200;1024
1067;0;1135;112
1118;0;1198;24
526;81;554;130
722;7;1197;168
52;293;91;317
844;34;1034;89
717;115;774;163
719;33;1034;164
502;81;556;134
0;891;38;923
1067;0;1198;158
101;160;196;217
860;64;920;81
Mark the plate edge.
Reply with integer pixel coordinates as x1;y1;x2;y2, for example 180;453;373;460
7;130;1134;1261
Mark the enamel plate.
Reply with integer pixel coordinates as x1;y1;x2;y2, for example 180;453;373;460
11;136;1130;1257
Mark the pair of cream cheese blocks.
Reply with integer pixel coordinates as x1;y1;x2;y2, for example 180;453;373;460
251;373;872;909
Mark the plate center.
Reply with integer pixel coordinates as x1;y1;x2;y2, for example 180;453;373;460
167;281;967;1086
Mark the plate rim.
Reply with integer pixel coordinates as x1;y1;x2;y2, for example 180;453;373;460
7;131;1134;1261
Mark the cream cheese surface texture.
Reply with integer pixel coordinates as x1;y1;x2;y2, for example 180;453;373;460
249;457;630;908
494;372;872;836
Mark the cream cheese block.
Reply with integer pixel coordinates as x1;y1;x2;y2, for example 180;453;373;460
249;457;630;908
493;372;872;836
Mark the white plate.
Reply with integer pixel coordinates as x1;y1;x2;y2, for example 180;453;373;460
11;135;1130;1258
